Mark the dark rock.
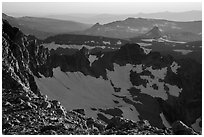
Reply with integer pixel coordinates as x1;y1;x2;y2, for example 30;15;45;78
40;125;59;133
41;101;51;109
172;121;198;135
52;100;61;107
99;108;123;117
90;107;97;111
73;109;85;115
106;116;134;130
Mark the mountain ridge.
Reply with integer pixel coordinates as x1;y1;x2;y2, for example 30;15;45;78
44;10;202;24
2;18;201;135
2;13;92;40
82;17;201;41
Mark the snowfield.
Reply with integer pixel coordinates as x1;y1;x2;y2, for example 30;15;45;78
106;63;133;94
42;42;107;50
42;42;95;50
35;62;182;127
145;66;167;80
35;67;116;109
35;66;141;121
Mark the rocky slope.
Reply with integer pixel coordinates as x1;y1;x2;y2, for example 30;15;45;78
37;41;201;132
2;20;201;135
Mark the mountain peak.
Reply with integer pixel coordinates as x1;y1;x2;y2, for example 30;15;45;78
144;26;162;39
92;22;101;27
2;13;7;17
125;17;135;20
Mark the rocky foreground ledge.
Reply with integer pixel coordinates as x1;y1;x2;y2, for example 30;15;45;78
2;88;199;135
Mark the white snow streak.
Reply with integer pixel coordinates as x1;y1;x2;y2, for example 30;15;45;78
173;49;193;55
170;61;180;74
160;113;171;128
88;55;98;66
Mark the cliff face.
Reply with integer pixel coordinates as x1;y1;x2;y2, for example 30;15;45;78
2;20;201;135
2;20;105;135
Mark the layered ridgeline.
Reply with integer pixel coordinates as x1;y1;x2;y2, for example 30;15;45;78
82;17;201;42
2;20;201;135
2;13;91;40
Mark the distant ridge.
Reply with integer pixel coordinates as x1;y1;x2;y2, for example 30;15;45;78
2;13;92;39
82;17;201;41
45;10;202;24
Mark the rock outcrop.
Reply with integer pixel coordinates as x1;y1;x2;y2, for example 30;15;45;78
172;121;198;135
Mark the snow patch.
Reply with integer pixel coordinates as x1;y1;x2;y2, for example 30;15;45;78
42;42;108;50
141;38;186;44
88;55;98;66
170;61;180;74
42;42;95;50
171;25;181;30
116;40;122;45
137;43;152;47
103;41;111;45
191;117;202;132
141;39;154;42
160;113;171;128
141;47;152;54
138;76;168;100
95;46;106;49
121;105;140;122
127;27;139;32
132;64;143;73
34;66;142;121
173;49;193;55
38;73;45;78
134;66;177;100
106;63;133;94
158;38;186;44
165;83;182;97
146;66;167;80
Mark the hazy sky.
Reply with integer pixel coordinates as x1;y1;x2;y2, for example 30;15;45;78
2;2;202;17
